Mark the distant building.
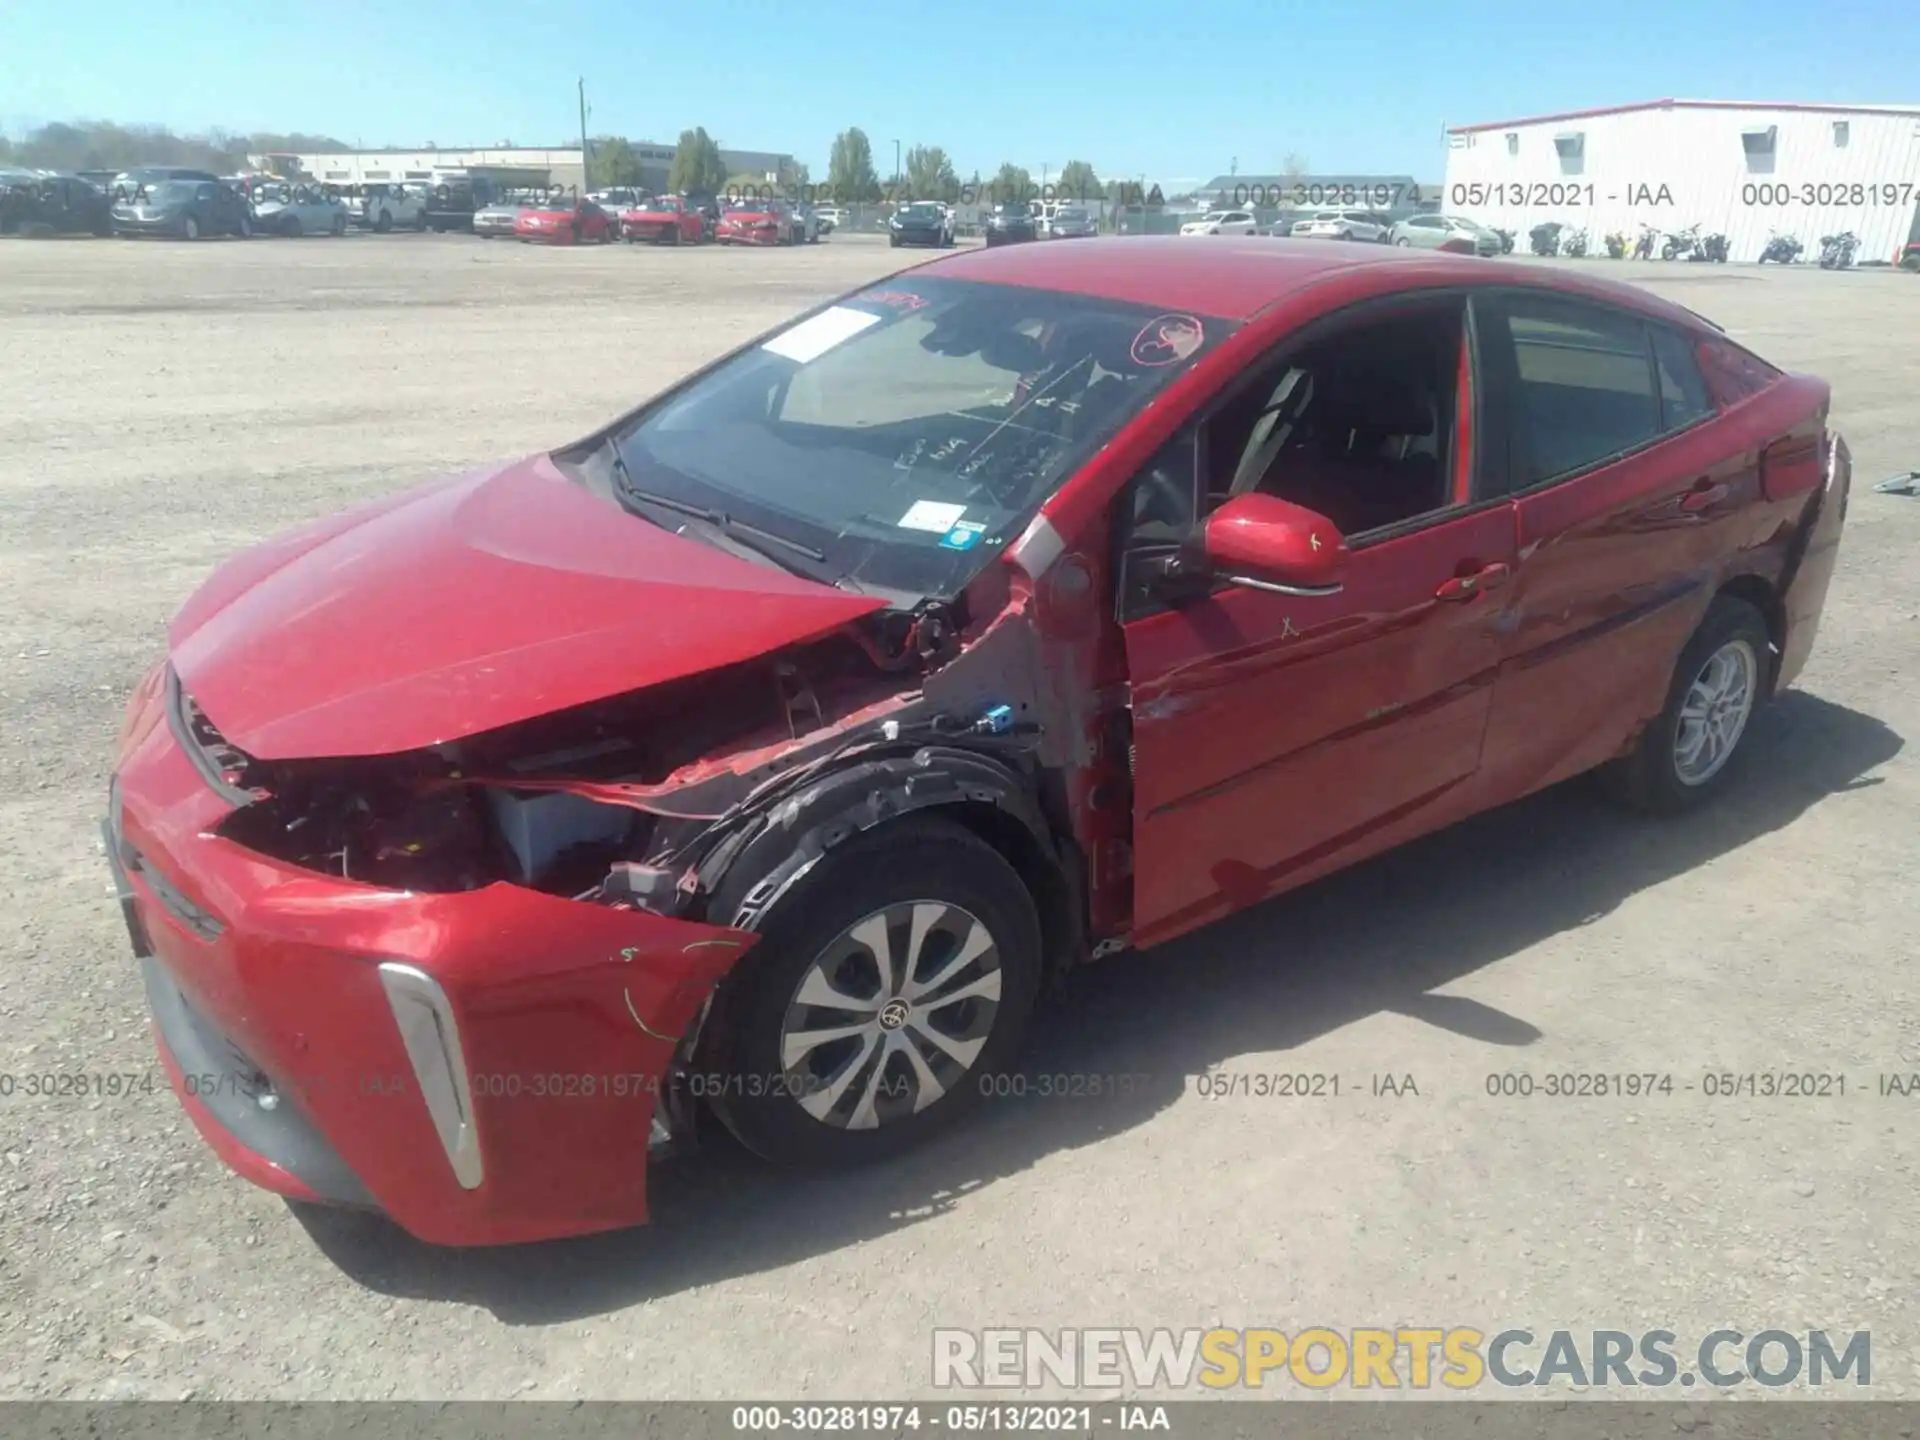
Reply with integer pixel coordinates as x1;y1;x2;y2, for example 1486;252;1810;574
251;141;800;197
1442;98;1920;263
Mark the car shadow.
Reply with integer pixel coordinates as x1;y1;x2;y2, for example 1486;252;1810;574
293;690;1899;1322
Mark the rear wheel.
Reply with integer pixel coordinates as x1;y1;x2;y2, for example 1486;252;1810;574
701;816;1042;1167
1395;237;1412;246
373;209;391;233
332;213;347;236
415;210;428;231
182;216;201;241
1602;596;1771;813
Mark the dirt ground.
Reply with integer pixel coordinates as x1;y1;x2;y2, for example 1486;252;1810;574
3;232;1919;1401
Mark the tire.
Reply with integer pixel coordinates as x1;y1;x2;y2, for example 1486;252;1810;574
373;210;391;233
415;210;428;232
1395;237;1412;246
238;214;252;239
286;216;301;238
1601;595;1772;814
700;815;1042;1167
182;216;200;241
332;213;347;237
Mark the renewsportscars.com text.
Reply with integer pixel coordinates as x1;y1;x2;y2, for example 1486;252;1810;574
932;1327;1871;1390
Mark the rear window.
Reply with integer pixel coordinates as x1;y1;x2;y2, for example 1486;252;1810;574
1653;327;1715;431
1695;337;1782;408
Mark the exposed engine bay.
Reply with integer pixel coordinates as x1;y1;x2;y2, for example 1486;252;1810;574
200;578;1071;931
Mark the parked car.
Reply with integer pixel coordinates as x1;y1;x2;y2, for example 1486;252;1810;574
0;173;113;236
251;182;350;237
587;188;644;210
813;206;846;233
788;204;823;245
888;200;954;247
983;201;1039;246
1047;205;1098;239
111;179;254;239
1389;213;1500;256
1292;209;1390;242
110;167;221;203
472;194;537;238
515;196;616;245
424;174;512;232
105;238;1848;1245
718;198;802;246
352;182;429;232
618;194;705;245
1180;210;1257;236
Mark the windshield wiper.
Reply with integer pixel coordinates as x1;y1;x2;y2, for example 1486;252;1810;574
609;445;828;564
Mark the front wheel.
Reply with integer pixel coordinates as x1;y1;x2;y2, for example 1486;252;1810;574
332;213;347;236
701;816;1042;1166
1601;596;1771;814
373;210;391;233
1395;237;1411;246
182;216;201;241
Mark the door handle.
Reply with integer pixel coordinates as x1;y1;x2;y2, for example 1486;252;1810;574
1681;481;1729;513
1436;562;1511;602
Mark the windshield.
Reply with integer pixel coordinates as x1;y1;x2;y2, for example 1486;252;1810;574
900;204;943;219
591;276;1234;599
145;182;196;204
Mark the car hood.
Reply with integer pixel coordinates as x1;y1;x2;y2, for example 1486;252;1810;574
167;454;886;761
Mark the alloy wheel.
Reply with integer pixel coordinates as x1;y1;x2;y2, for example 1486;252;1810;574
1673;639;1757;786
778;900;1003;1130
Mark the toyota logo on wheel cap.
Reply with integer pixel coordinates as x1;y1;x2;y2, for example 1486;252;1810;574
878;998;912;1031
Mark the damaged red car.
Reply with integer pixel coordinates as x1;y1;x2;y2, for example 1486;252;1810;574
108;238;1849;1245
514;195;616;245
618;194;706;245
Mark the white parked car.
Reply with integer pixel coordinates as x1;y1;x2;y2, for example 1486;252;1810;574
1179;210;1257;236
813;206;847;232
1388;212;1502;256
353;182;429;232
251;182;349;237
1290;208;1391;242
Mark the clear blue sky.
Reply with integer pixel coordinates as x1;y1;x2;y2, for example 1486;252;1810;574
4;0;1913;185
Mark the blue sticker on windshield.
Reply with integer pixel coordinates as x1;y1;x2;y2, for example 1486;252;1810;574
940;523;986;551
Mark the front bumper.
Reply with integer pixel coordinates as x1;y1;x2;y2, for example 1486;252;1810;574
623;220;683;241
717;226;780;245
107;668;755;1245
891;229;944;245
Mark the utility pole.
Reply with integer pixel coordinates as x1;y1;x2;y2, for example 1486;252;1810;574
578;77;590;194
893;138;902;196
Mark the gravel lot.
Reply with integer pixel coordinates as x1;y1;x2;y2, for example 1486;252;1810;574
3;233;1919;1402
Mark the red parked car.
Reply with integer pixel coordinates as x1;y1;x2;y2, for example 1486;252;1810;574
109;238;1848;1245
618;194;706;245
716;197;796;245
514;195;615;245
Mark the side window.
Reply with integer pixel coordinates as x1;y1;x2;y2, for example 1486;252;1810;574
1695;336;1781;408
1651;326;1713;432
196;184;216;203
1502;296;1659;486
1118;296;1464;614
1117;428;1203;619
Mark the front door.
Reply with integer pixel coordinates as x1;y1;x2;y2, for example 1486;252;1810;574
1116;291;1514;948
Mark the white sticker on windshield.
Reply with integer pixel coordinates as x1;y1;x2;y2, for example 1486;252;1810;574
897;500;968;533
762;305;882;363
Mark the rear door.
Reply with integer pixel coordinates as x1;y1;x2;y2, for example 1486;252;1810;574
1474;291;1755;798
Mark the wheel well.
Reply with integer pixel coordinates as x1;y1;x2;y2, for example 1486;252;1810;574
936;802;1083;983
1714;575;1786;694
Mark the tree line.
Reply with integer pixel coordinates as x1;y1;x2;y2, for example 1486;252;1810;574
590;125;1130;208
0;121;350;174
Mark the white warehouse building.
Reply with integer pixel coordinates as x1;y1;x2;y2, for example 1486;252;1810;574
1442;99;1920;263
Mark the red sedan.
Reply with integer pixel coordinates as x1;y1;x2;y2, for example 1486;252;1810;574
716;198;793;245
110;239;1848;1244
514;196;616;245
618;194;705;245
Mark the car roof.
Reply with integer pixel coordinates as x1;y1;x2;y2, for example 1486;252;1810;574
918;235;1717;326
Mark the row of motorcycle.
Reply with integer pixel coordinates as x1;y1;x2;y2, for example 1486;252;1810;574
1498;222;1862;268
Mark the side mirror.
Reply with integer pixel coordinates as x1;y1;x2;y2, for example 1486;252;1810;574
1200;492;1347;596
